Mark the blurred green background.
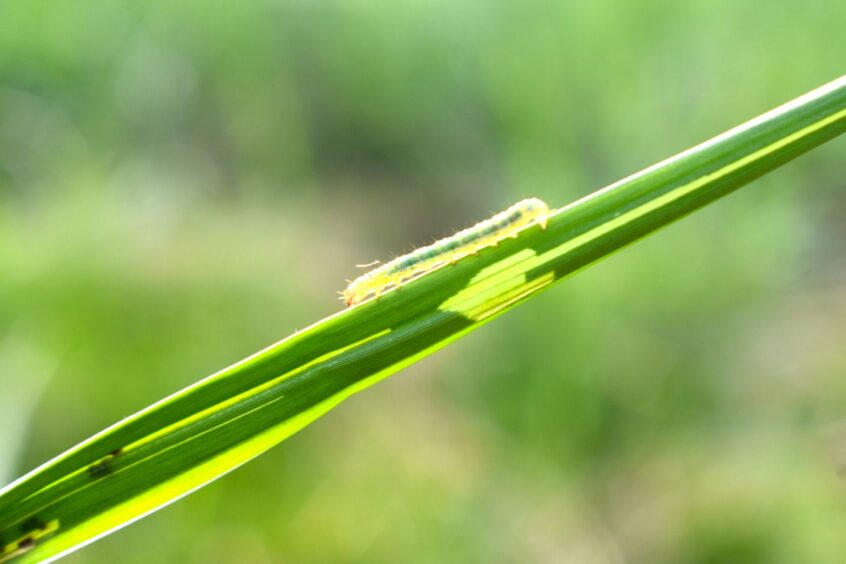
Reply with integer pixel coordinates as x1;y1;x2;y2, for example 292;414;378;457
2;0;846;562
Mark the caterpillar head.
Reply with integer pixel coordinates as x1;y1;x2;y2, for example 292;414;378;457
340;287;366;307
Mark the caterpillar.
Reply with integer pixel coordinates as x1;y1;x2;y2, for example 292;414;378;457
341;197;550;306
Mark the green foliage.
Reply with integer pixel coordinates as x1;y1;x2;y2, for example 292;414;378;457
2;76;844;563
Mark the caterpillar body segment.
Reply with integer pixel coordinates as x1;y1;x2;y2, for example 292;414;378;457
342;198;550;306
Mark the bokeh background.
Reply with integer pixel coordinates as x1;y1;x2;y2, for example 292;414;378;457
2;1;846;562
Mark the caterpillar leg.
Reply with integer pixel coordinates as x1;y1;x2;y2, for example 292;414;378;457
396;274;418;287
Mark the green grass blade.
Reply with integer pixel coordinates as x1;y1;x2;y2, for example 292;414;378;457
2;75;845;563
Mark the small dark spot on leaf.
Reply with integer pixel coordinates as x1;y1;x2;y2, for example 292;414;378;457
20;517;46;534
88;460;113;478
88;448;124;479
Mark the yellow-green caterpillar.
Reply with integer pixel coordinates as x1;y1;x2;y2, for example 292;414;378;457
342;198;550;306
